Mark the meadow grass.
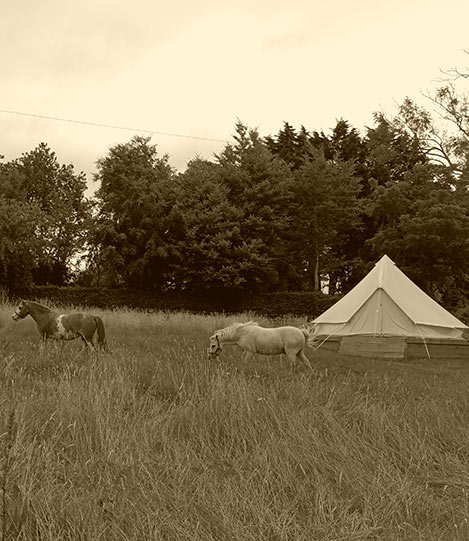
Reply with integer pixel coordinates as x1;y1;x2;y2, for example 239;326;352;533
0;301;469;540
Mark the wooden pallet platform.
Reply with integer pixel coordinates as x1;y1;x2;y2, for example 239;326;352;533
407;337;469;361
311;335;469;361
339;335;407;359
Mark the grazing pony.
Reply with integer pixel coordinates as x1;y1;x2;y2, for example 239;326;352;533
208;321;312;370
12;300;107;351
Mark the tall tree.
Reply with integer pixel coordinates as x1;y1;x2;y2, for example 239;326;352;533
91;136;175;288
266;122;332;171
0;145;89;287
365;113;427;186
12;143;90;284
396;60;469;188
266;119;376;292
291;149;362;291
366;161;469;297
0;171;43;290
217;121;297;291
162;158;268;294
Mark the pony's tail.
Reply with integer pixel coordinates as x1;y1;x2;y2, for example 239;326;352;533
300;327;310;340
94;316;108;352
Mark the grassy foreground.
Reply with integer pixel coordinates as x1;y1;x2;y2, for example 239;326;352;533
0;302;469;540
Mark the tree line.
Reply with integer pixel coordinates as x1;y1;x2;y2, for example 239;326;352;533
1;67;469;313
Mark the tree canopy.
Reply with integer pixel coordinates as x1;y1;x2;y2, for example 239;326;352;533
2;54;469;314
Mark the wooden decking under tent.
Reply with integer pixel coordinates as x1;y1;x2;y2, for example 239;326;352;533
406;337;469;361
309;334;469;361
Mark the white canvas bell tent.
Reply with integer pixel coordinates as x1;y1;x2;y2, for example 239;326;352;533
311;255;468;341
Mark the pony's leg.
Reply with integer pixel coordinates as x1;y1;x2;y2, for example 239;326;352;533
85;339;96;353
79;335;95;353
297;350;313;371
39;333;48;355
285;349;298;367
286;348;312;371
243;350;253;363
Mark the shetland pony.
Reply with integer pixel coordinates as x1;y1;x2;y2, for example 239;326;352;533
12;300;107;351
208;321;312;370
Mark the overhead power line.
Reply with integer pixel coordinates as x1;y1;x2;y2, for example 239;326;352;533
0;108;229;143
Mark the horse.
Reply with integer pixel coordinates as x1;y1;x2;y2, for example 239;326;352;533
12;300;107;351
208;321;312;370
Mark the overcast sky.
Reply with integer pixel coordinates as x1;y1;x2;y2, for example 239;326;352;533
2;0;469;195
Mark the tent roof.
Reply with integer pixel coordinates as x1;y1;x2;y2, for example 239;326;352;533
314;255;468;330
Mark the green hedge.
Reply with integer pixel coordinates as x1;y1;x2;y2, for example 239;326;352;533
18;286;340;318
236;291;340;318
14;285;468;324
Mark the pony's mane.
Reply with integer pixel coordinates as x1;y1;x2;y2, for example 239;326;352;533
214;321;258;340
26;300;51;313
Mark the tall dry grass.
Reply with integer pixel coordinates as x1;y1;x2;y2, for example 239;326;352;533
0;301;469;540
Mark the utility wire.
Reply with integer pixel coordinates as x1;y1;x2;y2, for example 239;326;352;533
0;108;229;143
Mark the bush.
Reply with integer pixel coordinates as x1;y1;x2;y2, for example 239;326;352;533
236;291;339;318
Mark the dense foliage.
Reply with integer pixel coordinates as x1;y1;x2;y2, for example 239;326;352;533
1;57;469;312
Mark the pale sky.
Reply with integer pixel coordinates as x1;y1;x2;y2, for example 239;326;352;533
2;0;469;196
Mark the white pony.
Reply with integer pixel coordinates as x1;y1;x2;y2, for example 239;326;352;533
208;321;312;370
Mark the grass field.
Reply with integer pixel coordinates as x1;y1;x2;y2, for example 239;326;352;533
1;301;469;540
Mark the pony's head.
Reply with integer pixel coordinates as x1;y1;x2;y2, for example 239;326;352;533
12;300;29;321
207;333;222;359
